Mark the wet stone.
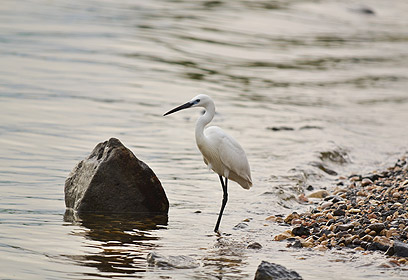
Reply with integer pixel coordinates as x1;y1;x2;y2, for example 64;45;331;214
248;242;263;250
64;138;169;214
387;241;408;258
368;223;386;233
233;222;249;230
254;261;303;280
361;178;373;186
337;223;354;232
308;190;329;198
333;209;346;216
288;239;302;248
292;225;310;237
367;242;390;252
284;212;300;224
324;195;344;203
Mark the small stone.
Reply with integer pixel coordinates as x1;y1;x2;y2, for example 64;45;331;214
333;209;346;216
369;230;377;236
321;201;333;209
361;234;373;242
368;223;385;233
324;195;344;203
292;225;310;237
349;209;361;214
355;246;365;251
337;223;354;232
307;190;329;199
306;185;314;191
284;212;300;224
350;176;361;182
248;242;263;250
367;213;377;219
333;188;347;195
288;240;303;248
298;194;309;203
392;192;401;199
386;228;398;238
362;178;373;186
398;258;407;265
274;232;293;241
301;240;314;248
315;245;328;251
291;219;302;225
233;222;248;230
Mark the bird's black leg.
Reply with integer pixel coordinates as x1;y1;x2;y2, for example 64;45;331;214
214;175;228;233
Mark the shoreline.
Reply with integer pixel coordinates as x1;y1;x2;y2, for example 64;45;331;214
270;155;408;266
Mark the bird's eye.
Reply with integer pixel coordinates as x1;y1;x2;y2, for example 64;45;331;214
194;99;200;104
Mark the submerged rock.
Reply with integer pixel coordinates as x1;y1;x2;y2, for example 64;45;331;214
147;252;199;269
254;261;303;280
65;138;169;214
247;242;263;249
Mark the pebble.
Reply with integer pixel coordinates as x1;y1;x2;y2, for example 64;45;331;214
292;225;310;237
321;201;333;209
274;231;292;241
368;223;385;233
247;242;263;250
362;178;373;186
284;212;300;224
291;219;303;225
337;223;354;232
308;190;329;198
333;209;346;216
393;192;401;198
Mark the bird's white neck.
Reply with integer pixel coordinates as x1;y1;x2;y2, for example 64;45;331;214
195;102;215;147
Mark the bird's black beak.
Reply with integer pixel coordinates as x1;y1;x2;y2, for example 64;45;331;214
163;101;193;116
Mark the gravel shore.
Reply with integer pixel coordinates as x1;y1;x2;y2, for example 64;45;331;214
269;156;408;266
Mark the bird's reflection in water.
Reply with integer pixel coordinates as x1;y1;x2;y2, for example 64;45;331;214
64;210;168;276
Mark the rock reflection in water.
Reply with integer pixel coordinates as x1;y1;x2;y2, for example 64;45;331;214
63;211;168;275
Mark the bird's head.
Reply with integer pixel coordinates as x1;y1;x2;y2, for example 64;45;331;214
163;94;212;116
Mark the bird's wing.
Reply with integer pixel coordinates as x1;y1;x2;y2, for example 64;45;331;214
212;128;251;182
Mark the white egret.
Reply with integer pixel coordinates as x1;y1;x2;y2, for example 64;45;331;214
164;94;252;233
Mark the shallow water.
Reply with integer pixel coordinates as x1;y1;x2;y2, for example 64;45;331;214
1;0;408;279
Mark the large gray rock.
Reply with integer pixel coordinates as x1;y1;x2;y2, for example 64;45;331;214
254;261;302;280
65;138;169;214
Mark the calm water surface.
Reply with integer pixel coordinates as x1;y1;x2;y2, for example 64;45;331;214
1;0;408;279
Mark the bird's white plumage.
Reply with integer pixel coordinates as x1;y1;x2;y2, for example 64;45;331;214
163;94;252;232
183;94;252;190
202;126;252;189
